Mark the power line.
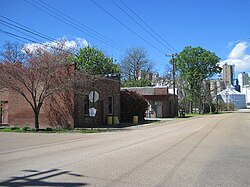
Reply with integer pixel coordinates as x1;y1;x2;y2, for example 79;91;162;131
0;29;45;44
0;19;48;44
23;0;127;53
0;29;74;55
110;0;174;53
90;0;165;55
0;30;27;44
0;16;76;55
119;0;178;53
38;0;126;51
0;15;61;44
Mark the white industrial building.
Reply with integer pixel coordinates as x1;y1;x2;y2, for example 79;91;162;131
238;72;249;91
217;85;246;109
241;85;250;108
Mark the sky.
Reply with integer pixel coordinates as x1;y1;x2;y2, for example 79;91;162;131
1;0;250;77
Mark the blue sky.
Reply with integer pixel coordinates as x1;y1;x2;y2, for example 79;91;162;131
1;0;250;76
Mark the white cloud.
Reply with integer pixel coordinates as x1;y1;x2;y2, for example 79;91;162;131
23;37;89;53
220;41;250;73
76;37;89;48
228;42;248;59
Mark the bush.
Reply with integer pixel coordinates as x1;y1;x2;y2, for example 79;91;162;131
45;127;53;132
22;126;31;131
123;78;151;87
10;126;20;130
121;90;148;122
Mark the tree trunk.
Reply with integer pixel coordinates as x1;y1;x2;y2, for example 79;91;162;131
209;104;212;114
34;110;40;130
199;97;203;114
189;101;193;113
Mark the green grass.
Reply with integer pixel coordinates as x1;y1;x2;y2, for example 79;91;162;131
0;126;29;132
0;126;110;133
184;112;224;118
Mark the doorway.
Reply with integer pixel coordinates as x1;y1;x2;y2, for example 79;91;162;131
155;101;163;118
1;101;8;125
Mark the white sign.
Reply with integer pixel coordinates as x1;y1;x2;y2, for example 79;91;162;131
89;107;97;117
89;91;99;103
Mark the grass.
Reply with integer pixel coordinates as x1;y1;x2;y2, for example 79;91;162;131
184;111;224;118
0;126;110;133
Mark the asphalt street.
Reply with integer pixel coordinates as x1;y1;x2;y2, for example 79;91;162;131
0;111;250;187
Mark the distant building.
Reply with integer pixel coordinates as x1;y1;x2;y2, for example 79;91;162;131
234;79;240;92
217;85;246;109
122;86;176;118
238;72;249;91
222;63;234;86
241;85;250;108
209;79;226;99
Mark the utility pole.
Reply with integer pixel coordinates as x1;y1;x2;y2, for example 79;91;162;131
166;53;178;117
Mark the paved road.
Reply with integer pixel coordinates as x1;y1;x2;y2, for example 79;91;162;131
0;111;250;187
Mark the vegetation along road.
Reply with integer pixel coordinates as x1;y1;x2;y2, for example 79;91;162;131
0;111;250;186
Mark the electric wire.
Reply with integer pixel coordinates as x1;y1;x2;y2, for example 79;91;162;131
0;19;48;44
0;15;62;45
0;30;27;44
90;0;166;55
110;0;174;53
0;29;74;55
38;0;126;51
0;29;45;44
24;0;127;53
0;16;75;55
119;0;178;53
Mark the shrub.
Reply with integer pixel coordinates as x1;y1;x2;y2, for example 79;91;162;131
10;126;20;130
120;90;148;122
22;126;31;131
45;127;53;132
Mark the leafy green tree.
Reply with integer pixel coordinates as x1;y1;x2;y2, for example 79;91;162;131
73;46;119;74
175;46;221;113
123;78;151;87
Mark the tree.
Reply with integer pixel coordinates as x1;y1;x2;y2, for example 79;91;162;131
73;46;119;74
175;46;221;113
0;41;26;63
120;90;148;122
120;47;153;84
0;41;73;130
123;78;151;87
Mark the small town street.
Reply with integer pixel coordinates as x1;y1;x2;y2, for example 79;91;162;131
0;111;250;187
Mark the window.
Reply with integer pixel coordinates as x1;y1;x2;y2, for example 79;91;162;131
108;96;114;115
84;95;90;115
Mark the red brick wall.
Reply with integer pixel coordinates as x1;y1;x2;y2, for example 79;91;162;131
1;69;120;128
154;88;168;95
74;73;120;128
143;95;175;118
3;90;49;128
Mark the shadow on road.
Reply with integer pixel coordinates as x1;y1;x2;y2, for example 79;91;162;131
0;169;87;186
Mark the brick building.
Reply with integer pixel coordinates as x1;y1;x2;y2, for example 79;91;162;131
74;73;120;128
122;86;176;118
0;87;49;127
0;70;120;128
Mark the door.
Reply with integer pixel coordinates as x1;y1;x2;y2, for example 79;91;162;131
1;101;8;125
155;101;163;118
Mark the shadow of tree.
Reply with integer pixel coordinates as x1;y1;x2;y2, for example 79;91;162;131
0;169;87;186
